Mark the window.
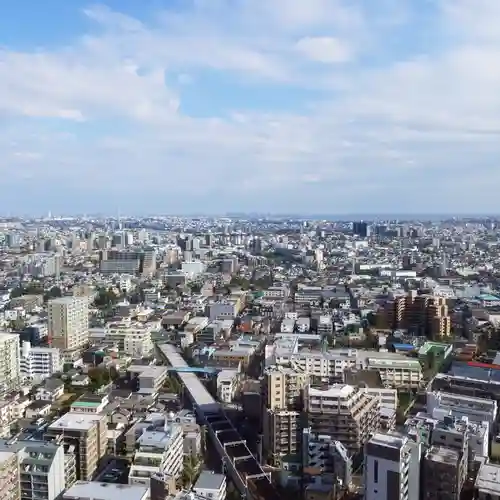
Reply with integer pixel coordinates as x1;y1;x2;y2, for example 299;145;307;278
373;460;379;484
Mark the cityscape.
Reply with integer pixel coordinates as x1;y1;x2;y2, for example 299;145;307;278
0;215;497;500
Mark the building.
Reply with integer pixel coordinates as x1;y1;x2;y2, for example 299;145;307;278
216;370;238;404
20;342;62;383
427;391;497;424
263;367;309;465
0;438;67;500
128;365;168;395
305;384;380;458
0;450;20;500
129;422;184;486
89;321;155;357
422;446;464;500
193;471;226;500
99;250;157;276
267;344;423;389
63;482;149;500
45;411;107;480
377;292;452;338
48;297;89;360
364;433;421;500
0;333;21;391
302;429;352;485
475;462;500;500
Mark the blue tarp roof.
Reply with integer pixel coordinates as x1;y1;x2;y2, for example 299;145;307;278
393;343;415;351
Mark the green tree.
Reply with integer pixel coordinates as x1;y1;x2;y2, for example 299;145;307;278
88;367;110;390
180;455;200;488
9;287;24;299
94;288;117;308
44;286;62;301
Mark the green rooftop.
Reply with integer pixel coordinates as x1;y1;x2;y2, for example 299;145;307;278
71;401;101;407
418;341;452;357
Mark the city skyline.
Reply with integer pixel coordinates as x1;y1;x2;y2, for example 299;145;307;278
1;0;499;214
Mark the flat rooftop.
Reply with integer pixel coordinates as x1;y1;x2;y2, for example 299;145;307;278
49;412;103;431
63;482;149;500
476;463;500;495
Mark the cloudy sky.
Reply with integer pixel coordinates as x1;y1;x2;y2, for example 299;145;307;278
1;0;499;215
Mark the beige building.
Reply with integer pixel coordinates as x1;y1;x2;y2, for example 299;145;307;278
48;297;89;359
0;333;21;392
0;451;19;500
262;367;309;465
305;384;380;458
46;408;107;480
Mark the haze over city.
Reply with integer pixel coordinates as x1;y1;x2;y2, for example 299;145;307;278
2;0;499;214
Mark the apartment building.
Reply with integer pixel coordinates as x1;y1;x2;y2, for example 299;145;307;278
216;370;238;404
377;292;451;338
263;367;309;465
0;439;67;500
269;345;423;389
128;365;168;395
20;342;62;383
0;333;21;392
364;433;421;500
305;384;380;458
302;429;352;484
0;451;19;500
129;422;184;486
427;391;497;424
46;411;107;480
263;366;309;411
89;321;155;357
48;297;89;360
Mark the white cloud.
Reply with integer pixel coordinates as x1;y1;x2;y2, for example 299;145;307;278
296;37;351;63
1;0;500;213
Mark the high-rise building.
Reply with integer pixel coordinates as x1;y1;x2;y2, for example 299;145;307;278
0;333;21;391
352;221;368;238
364;433;421;500
45;396;107;480
48;297;89;359
305;384;380;458
262;367;309;465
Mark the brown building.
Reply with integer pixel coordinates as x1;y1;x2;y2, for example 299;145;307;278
377;291;451;338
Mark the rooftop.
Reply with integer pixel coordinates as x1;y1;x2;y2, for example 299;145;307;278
63;481;149;500
194;471;226;491
476;463;500;495
49;412;103;431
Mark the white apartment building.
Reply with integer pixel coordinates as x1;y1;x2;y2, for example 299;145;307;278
89;320;155;357
129;422;184;486
364;433;421;500
20;341;62;382
427;391;497;424
0;332;21;391
217;369;238;403
268;342;423;389
48;297;89;358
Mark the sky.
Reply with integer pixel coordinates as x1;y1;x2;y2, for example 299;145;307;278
1;0;500;215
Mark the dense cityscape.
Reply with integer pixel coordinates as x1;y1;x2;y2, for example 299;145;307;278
0;216;498;500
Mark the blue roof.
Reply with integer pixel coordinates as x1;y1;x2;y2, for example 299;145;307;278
477;293;500;301
393;343;415;351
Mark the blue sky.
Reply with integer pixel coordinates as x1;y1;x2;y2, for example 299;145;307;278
1;0;500;215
